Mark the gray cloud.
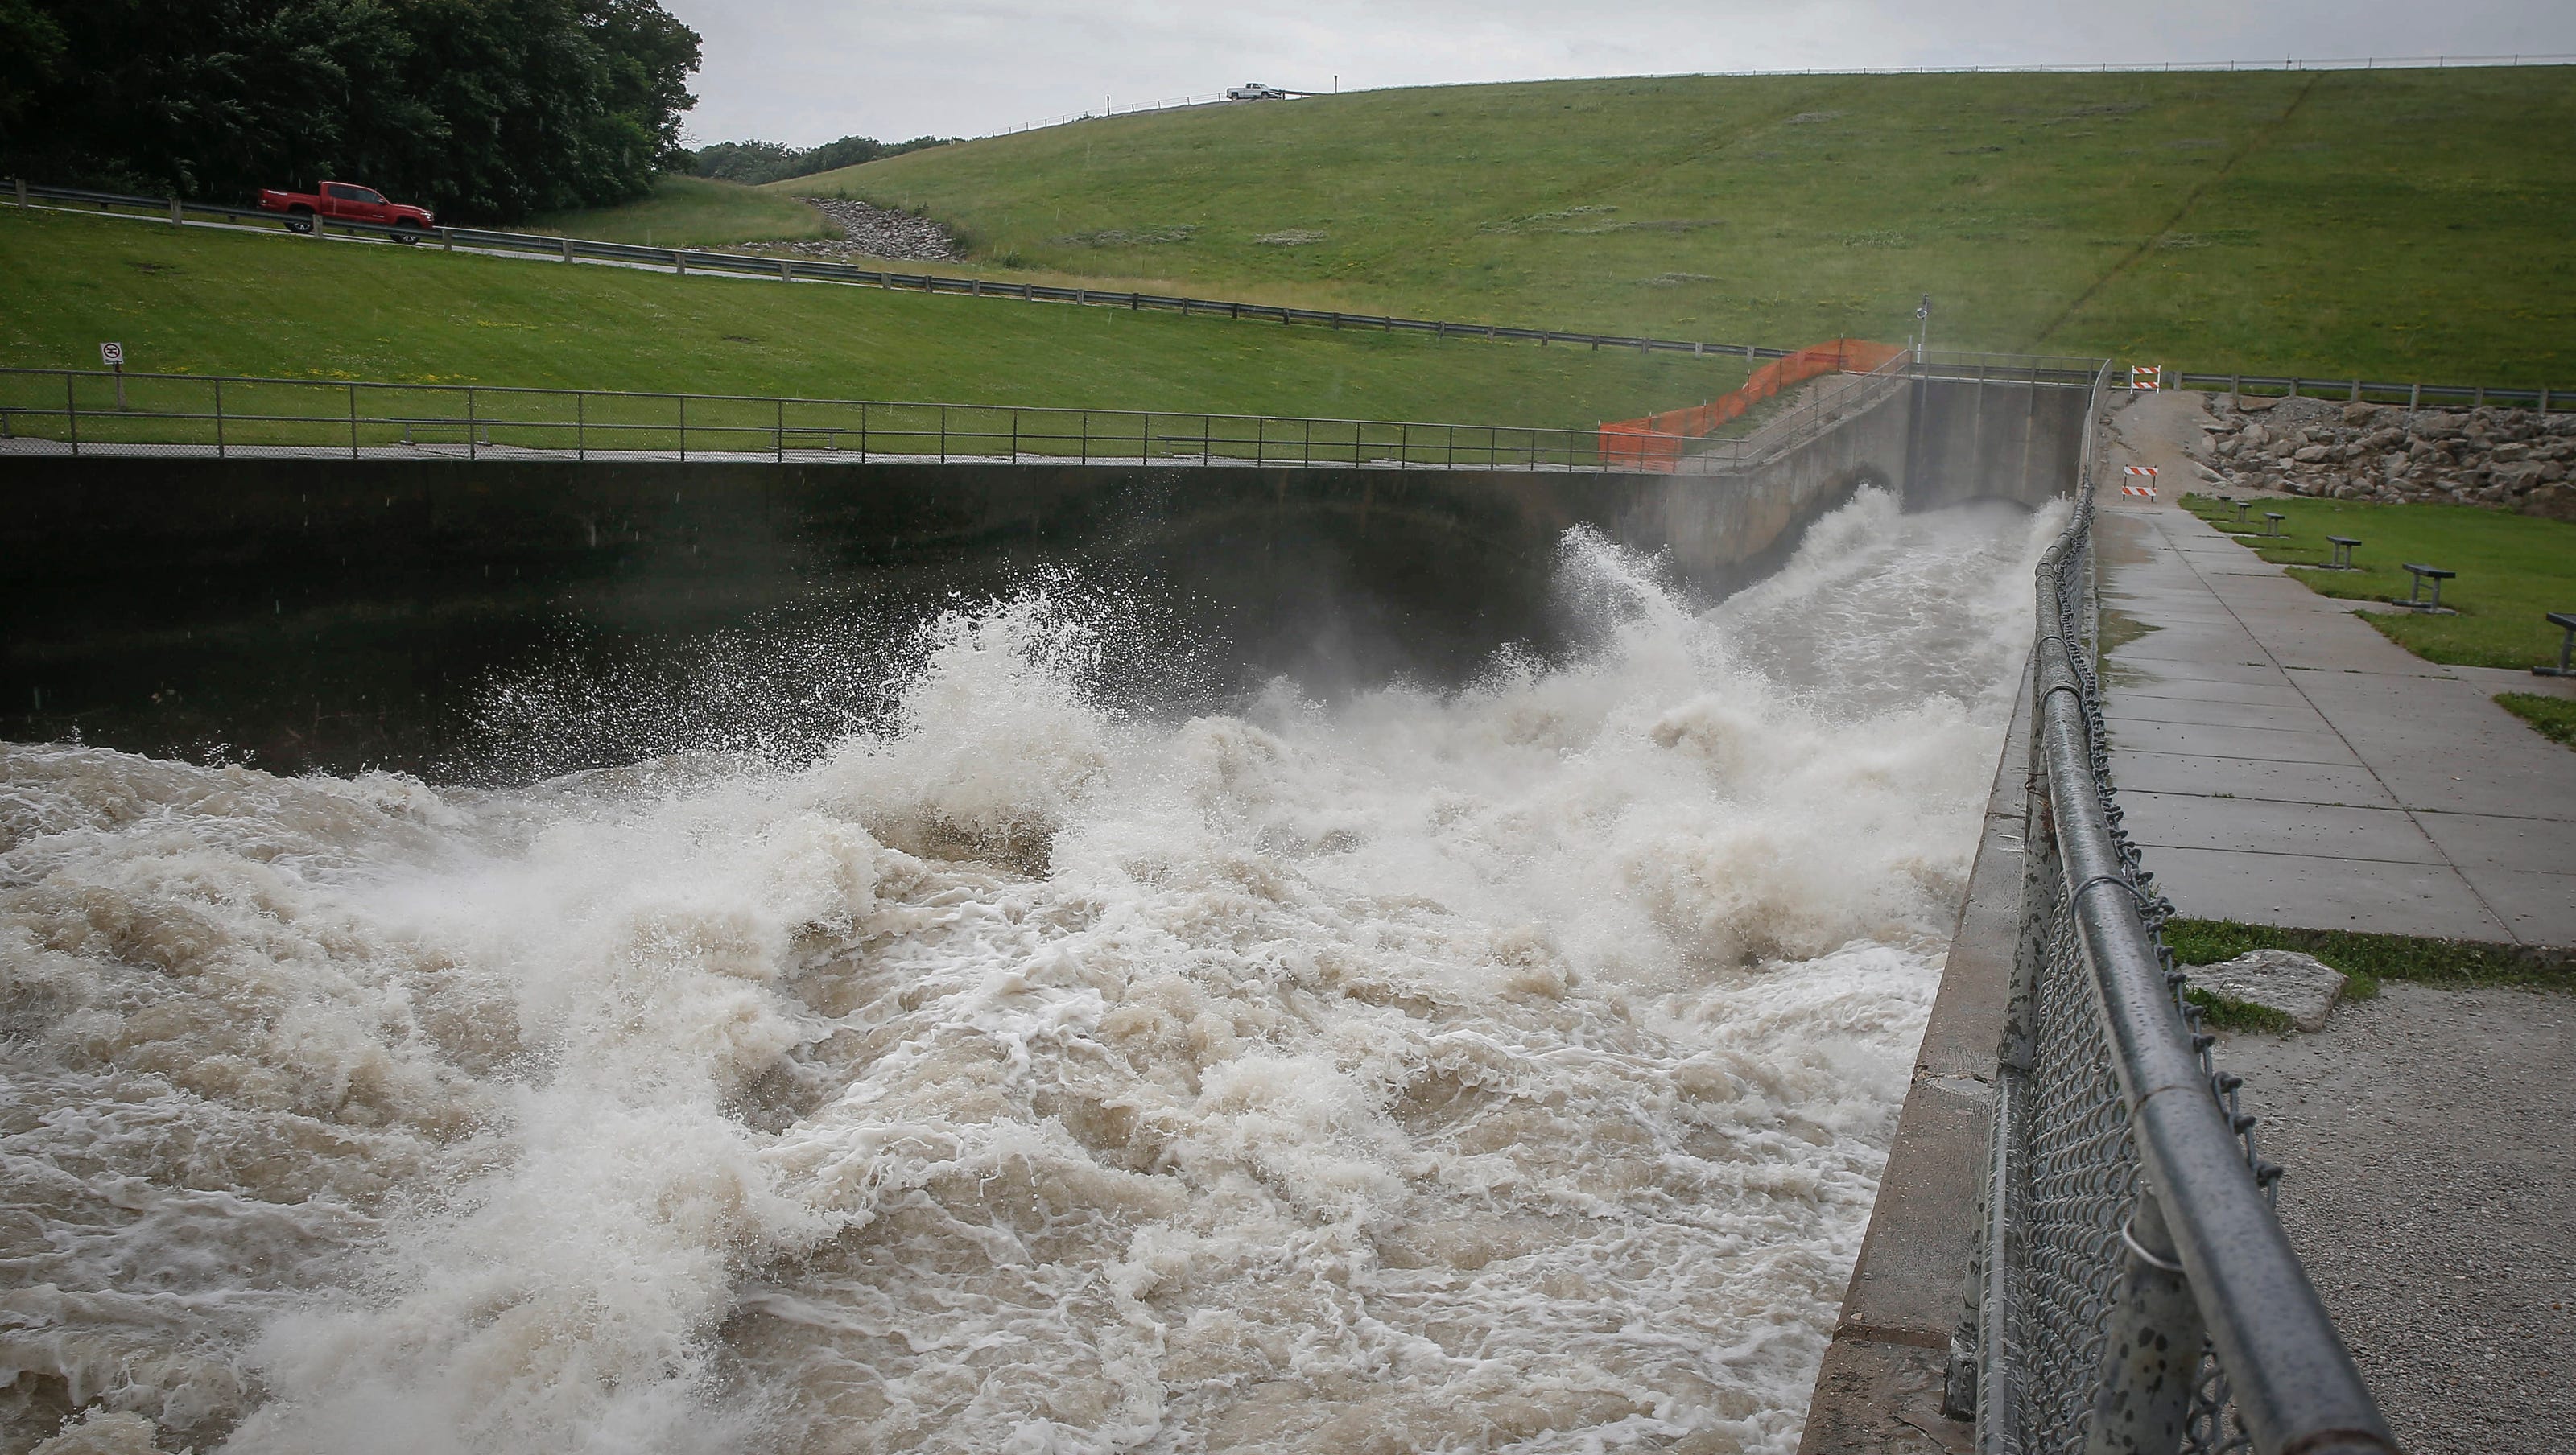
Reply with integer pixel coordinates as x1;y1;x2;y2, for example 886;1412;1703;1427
660;0;2576;146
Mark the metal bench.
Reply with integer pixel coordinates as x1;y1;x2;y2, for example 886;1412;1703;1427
2264;511;2286;537
2539;612;2576;678
2394;563;2457;612
2231;499;2253;525
2323;535;2361;570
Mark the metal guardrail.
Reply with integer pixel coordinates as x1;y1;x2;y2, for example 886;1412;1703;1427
2;178;1791;365
982;89;1234;139
0;366;1704;472
0;352;2104;471
2169;371;2570;413
1955;369;2397;1455
0;353;2099;471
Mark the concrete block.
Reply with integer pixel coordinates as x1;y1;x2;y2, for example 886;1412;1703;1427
2190;949;2347;1031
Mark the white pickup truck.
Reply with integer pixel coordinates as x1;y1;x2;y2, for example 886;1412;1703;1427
1226;83;1292;101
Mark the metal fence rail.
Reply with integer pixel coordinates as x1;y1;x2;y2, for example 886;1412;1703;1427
1957;372;2397;1455
0;366;1714;472
980;56;2576;142
2;178;1790;365
2170;371;2570;413
0;355;2098;472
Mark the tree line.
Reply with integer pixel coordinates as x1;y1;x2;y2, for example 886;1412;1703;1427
0;0;700;224
682;134;956;187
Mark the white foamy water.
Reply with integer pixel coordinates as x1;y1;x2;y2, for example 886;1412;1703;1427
1;492;2058;1455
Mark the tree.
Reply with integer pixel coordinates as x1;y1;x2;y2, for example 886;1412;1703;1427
0;0;700;222
687;133;956;187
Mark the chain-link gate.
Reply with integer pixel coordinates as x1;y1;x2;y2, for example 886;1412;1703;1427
1947;374;2400;1455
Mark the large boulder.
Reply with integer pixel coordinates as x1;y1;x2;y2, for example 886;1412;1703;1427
2191;949;2347;1033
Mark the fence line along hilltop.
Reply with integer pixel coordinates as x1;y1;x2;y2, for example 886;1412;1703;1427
969;54;2576;142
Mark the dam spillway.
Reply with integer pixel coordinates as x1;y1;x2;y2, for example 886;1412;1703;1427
0;373;2087;1453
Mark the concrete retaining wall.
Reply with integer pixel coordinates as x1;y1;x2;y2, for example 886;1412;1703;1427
1;377;2086;778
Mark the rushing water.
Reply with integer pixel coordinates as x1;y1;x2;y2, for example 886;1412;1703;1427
1;491;2060;1455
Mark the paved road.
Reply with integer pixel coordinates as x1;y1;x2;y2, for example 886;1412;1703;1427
2094;394;2576;946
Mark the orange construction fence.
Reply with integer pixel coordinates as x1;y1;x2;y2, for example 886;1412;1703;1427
1600;338;1907;472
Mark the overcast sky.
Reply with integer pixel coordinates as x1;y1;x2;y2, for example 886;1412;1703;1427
658;0;2576;146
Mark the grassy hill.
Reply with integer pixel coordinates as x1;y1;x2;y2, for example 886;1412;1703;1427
765;67;2576;385
0;206;1740;425
523;175;832;250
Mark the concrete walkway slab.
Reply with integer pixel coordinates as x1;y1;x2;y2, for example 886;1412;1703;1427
2111;676;2320;709
2140;846;2513;939
2123;792;2445;863
2412;811;2576;868
2108;751;2399;807
2106;695;2334;731
2107;719;2365;765
2470;868;2576;945
2096;394;2576;947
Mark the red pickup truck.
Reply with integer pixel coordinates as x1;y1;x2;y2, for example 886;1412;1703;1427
257;181;436;241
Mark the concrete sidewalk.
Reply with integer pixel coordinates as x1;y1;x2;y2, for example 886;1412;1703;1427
2094;399;2575;947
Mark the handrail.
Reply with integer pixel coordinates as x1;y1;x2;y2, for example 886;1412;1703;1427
1991;375;2398;1454
0;364;1728;473
0;353;2107;475
2167;371;2568;412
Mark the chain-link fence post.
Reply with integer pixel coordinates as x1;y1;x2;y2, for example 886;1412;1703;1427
2081;1190;2205;1455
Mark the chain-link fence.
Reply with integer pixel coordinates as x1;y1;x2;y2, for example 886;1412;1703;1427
1950;375;2399;1455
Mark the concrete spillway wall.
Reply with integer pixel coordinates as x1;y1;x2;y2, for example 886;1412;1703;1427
1;375;2089;777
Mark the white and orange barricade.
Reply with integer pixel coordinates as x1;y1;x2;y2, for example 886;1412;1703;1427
2129;365;2162;391
2120;465;2159;500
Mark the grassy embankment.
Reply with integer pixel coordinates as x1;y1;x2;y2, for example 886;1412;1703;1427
720;67;2576;383
2494;692;2576;748
522;174;832;249
2177;493;2576;670
0;204;1744;426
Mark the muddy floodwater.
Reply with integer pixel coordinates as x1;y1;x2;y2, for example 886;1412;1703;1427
2;492;2058;1454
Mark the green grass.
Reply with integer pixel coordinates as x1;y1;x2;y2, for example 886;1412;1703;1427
729;68;2576;383
2180;989;2297;1036
2178;493;2576;670
0;205;1746;423
2165;917;2574;1000
522;175;831;250
2496;691;2576;748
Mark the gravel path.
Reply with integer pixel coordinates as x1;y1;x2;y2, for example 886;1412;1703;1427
2218;983;2576;1453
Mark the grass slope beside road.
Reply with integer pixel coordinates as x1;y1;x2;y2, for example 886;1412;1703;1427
759;68;2575;383
2178;493;2576;670
0;207;1744;426
523;175;832;250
